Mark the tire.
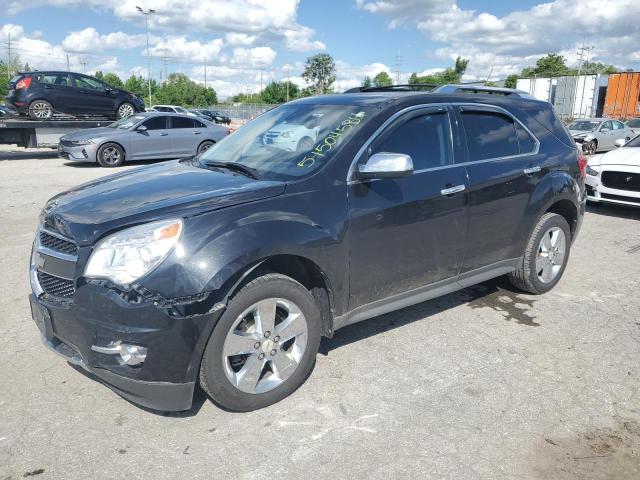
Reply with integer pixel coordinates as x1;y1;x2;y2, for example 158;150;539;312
296;136;314;152
508;213;571;294
583;139;597;155
28;100;53;120
96;142;125;168
199;273;321;411
116;102;135;119
197;140;214;155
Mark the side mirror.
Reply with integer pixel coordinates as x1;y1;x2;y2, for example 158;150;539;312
136;125;147;132
615;138;626;148
357;152;414;180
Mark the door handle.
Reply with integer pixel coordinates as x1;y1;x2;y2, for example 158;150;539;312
440;184;466;196
193;131;202;135
158;133;168;136
523;166;541;175
43;85;53;89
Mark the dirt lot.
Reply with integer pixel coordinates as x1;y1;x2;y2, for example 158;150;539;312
1;148;639;479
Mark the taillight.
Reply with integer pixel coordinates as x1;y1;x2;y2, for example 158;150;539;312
577;151;588;180
15;77;32;90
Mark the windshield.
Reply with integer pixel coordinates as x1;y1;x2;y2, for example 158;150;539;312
624;135;640;148
108;115;144;129
198;103;373;180
569;120;600;131
627;119;640;128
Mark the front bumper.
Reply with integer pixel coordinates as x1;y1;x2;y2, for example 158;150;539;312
58;142;98;163
585;170;640;208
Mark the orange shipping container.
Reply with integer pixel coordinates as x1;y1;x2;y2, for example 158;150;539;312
604;72;640;119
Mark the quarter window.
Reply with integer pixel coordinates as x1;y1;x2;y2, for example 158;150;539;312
515;123;536;154
461;111;519;161
370;111;452;170
193;119;207;128
38;73;71;87
142;116;168;130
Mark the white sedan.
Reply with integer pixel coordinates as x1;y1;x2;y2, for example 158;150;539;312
585;136;640;207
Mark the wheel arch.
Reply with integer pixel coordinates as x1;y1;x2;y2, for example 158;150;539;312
96;140;127;162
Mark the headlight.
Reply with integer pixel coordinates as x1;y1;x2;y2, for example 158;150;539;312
85;219;183;285
585;165;600;177
70;139;95;146
575;133;587;138
280;130;294;138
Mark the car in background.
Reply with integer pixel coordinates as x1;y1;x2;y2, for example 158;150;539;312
568;118;634;155
625;118;640;137
58;112;229;167
0;104;8;117
5;71;145;120
190;109;231;125
262;117;322;152
150;105;195;116
585;135;640;207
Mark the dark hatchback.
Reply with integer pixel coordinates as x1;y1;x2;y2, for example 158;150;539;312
29;85;586;412
7;71;145;120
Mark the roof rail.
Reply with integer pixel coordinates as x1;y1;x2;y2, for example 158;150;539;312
344;83;539;100
343;83;438;93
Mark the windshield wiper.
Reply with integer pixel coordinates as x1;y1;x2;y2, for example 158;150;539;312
203;160;260;179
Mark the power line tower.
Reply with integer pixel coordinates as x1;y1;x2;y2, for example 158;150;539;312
80;61;88;73
394;51;402;85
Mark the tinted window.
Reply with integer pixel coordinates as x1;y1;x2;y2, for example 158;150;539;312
154;106;173;112
370;111;452;170
193;119;207;128
38;73;71;86
461;111;519;161
601;121;613;131
516;123;536;154
142;116;168;130
171;116;195;129
74;75;104;91
627;119;640;128
612;120;624;130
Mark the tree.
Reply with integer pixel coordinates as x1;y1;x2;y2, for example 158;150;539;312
521;53;570;78
260;81;299;104
580;61;617;75
124;75;147;97
408;57;469;86
154;72;217;107
373;71;393;87
94;71;104;80
103;73;123;88
504;74;519;89
302;53;336;95
362;76;372;88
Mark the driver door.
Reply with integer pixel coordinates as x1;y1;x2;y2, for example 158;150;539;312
347;106;468;310
128;116;173;160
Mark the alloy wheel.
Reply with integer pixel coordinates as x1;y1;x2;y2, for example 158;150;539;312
536;227;566;283
117;103;135;118
222;297;308;394
30;102;52;119
101;147;121;166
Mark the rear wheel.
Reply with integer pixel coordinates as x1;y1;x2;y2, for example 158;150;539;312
199;273;321;411
197;140;214;154
583;140;597;155
508;213;571;294
97;142;125;168
116;102;135;119
28;100;53;120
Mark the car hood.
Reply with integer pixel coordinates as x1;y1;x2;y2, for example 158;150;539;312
41;159;286;245
588;147;640;168
61;127;122;141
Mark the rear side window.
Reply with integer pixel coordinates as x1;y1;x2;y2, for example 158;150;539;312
370;111;452;170
461;111;519;161
193;119;207;128
515;123;536;154
142;116;168;130
612;120;625;130
170;117;195;129
38;73;71;87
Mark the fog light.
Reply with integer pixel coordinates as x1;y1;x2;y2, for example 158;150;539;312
82;149;88;158
91;342;147;366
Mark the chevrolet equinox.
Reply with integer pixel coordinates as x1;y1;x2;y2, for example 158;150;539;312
29;85;587;412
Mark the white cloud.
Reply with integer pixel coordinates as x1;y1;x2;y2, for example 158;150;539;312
62;27;149;53
149;37;224;62
225;33;257;47
283;26;325;52
231;47;277;67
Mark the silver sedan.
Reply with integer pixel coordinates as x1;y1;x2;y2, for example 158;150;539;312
58;112;230;167
568;118;635;155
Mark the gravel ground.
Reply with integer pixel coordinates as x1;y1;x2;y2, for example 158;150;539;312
1;147;639;479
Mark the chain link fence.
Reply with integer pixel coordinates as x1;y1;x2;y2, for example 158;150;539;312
209;104;278;122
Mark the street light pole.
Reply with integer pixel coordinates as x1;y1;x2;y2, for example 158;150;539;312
136;6;156;107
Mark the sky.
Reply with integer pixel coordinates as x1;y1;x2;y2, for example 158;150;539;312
2;0;639;99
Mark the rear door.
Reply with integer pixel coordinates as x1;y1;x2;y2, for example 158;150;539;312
169;116;200;155
128;116;172;160
454;105;541;274
35;73;76;113
71;74;113;115
347;106;469;309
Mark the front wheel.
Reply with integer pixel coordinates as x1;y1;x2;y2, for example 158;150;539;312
199;274;321;411
508;213;571;294
97;142;125;167
116;102;135;119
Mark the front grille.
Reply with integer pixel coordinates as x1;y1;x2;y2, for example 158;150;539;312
601;171;640;192
37;272;75;298
39;231;78;256
601;193;640;205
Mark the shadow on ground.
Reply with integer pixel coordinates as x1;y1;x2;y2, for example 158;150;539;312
586;203;640;221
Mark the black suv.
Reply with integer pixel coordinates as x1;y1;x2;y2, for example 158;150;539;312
6;71;145;120
29;85;586;412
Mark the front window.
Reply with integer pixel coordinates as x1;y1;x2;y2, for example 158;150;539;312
198;103;373;180
108;115;145;129
569;121;599;131
625;135;640;148
74;75;105;91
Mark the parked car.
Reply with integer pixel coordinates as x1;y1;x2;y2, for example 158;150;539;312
568;118;634;155
58;112;229;167
585;135;640;207
30;86;585;412
5;71;145;120
625;118;640;137
150;105;194;116
190;109;231;125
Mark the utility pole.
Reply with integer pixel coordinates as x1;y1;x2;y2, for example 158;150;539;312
136;6;156;106
286;65;290;102
260;70;263;93
6;32;11;82
162;56;168;84
66;54;70;72
204;57;207;90
573;44;594;117
394;51;402;85
80;61;87;73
